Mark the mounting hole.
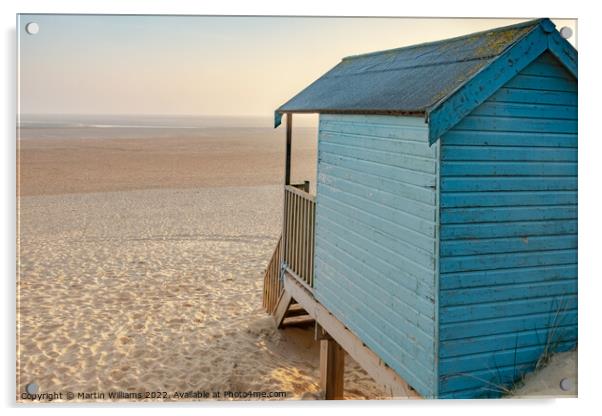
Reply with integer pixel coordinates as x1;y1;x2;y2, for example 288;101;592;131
560;27;573;40
559;377;573;391
25;383;39;394
25;22;39;35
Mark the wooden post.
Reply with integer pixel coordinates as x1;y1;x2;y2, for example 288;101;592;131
285;113;292;185
320;336;345;400
282;113;293;274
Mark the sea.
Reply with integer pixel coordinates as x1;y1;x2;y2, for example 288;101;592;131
17;114;318;140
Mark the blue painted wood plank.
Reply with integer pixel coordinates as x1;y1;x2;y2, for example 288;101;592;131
440;219;578;240
315;211;436;295
317;167;436;220
441;145;577;161
453;115;577;134
470;101;576;120
318;191;435;253
520;60;575;80
322;113;428;128
439;389;494;399
439;324;577;358
440;362;537;394
440;264;577;290
441;177;577;192
440;293;577;323
318;182;436;237
315;252;435;348
439;340;575;374
316;260;436;354
503;73;577;92
441;161;577;177
320;141;437;173
441;191;577;208
439;249;577;273
441;130;577;148
440;235;577;256
440;205;577;223
317;156;436;205
488;87;577;106
439;309;577;341
320;118;430;143
440;279;577;306
320;130;437;158
320;151;436;188
320;162;436;222
318;201;435;268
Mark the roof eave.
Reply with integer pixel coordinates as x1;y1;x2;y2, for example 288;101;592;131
274;109;427;128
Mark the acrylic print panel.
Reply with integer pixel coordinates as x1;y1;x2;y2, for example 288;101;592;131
16;14;577;403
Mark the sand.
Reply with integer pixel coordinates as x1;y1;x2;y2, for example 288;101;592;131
16;133;386;402
17;127;318;196
509;350;578;398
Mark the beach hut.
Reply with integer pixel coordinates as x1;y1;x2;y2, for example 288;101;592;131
262;18;577;399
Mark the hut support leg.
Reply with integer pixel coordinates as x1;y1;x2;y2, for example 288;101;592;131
319;336;345;399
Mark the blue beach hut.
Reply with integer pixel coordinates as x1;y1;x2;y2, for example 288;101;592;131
262;18;577;399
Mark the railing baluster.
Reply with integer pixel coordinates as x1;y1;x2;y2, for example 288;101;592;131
285;192;292;264
280;184;316;290
300;195;305;282
309;199;314;287
292;193;297;274
294;193;299;276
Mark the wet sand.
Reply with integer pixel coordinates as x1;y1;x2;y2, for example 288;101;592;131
17;127;318;196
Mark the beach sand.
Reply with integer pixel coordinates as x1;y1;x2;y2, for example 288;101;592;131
16;131;387;402
510;350;578;398
17;126;318;196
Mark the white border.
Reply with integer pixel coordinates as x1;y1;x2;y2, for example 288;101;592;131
3;1;600;416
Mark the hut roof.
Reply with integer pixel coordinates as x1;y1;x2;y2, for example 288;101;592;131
275;18;577;141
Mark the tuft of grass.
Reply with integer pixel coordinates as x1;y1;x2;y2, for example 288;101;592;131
534;297;571;371
504;297;574;396
448;296;575;398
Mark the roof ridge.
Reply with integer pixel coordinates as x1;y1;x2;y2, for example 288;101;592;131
341;18;547;62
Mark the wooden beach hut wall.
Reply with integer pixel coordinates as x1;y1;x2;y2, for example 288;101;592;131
263;18;577;399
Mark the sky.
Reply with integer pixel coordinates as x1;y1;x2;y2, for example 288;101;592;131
18;15;577;118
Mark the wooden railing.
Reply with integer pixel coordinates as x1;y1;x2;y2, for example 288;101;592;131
283;184;316;289
262;182;316;315
262;235;283;314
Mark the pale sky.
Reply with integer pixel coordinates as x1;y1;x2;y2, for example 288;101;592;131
18;15;577;117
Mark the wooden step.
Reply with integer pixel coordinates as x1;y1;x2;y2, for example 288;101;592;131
281;315;315;328
284;303;308;318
